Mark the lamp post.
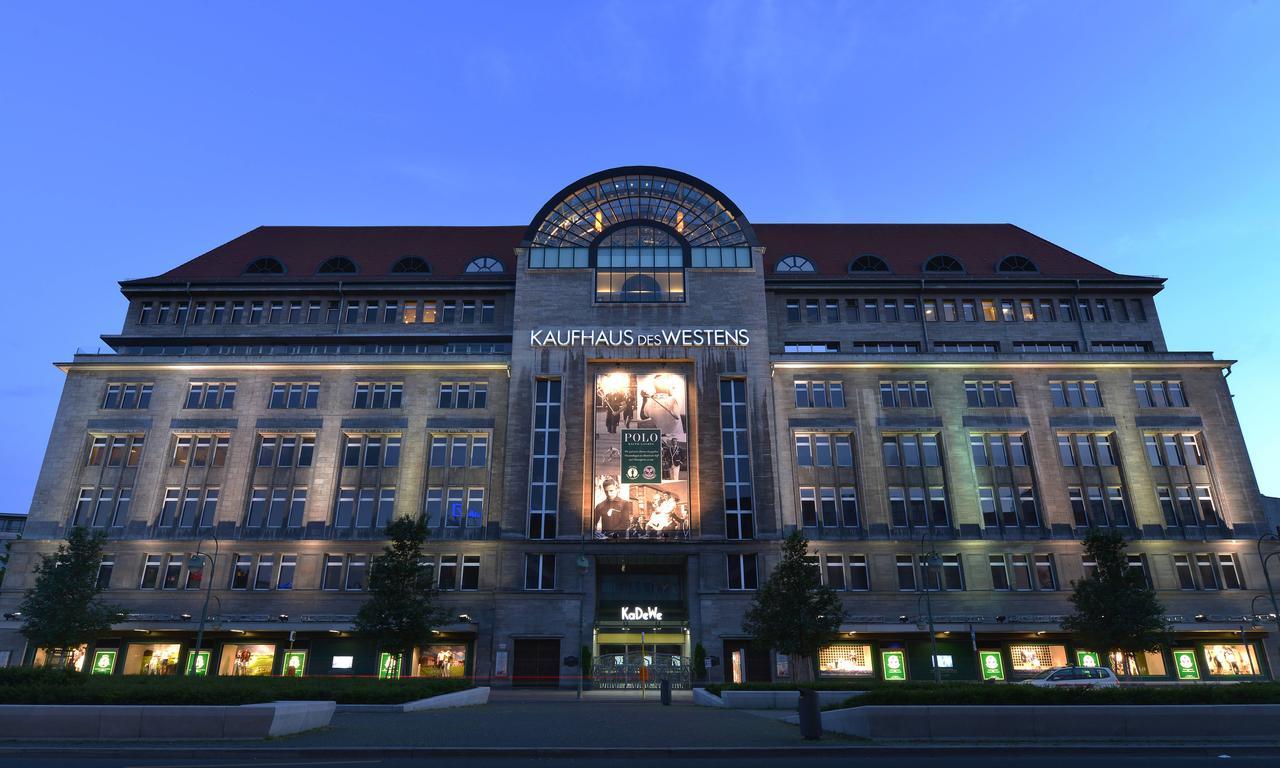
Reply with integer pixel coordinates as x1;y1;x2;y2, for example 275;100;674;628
920;532;942;684
1255;533;1280;680
187;532;219;676
576;551;590;700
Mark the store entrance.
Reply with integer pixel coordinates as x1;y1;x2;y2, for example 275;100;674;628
512;639;561;688
594;630;691;689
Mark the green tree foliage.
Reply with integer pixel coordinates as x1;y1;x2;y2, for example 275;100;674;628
354;516;449;660
18;526;121;665
742;532;846;681
1061;528;1168;665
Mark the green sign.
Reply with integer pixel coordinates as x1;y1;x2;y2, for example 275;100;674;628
1173;649;1200;680
1076;651;1101;668
378;652;402;679
979;650;1005;681
620;429;661;483
282;650;307;677
880;650;907;681
90;649;117;675
185;650;210;676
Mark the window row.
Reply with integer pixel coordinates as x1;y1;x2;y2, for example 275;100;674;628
136;298;497;326
784;296;1147;325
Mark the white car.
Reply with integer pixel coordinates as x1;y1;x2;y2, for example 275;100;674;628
1021;665;1119;687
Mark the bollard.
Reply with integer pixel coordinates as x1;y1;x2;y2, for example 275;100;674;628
659;678;672;706
798;688;821;740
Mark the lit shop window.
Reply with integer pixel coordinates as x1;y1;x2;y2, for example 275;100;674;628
1110;651;1167;678
1203;644;1260;677
818;645;874;678
218;644;277;677
1008;644;1068;675
123;643;182;675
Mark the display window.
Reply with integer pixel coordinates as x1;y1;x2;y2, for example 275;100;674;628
218;644;276;676
124;643;182;675
34;644;87;672
282;650;307;677
1203;644;1260;677
419;644;468;678
818;644;874;677
1109;650;1167;677
1009;644;1067;673
90;649;118;675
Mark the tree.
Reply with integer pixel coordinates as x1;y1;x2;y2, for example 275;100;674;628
742;532;846;682
18;526;121;668
354;516;449;668
1061;528;1168;669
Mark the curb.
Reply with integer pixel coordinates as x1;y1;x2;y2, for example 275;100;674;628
1;744;1280;759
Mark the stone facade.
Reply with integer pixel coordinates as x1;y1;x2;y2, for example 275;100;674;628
0;166;1272;685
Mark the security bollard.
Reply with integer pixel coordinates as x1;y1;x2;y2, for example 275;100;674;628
798;688;821;740
660;678;672;706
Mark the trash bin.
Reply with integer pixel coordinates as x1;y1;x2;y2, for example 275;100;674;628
798;688;821;740
659;678;672;706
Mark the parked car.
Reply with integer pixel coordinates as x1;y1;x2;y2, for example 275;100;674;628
1021;666;1119;687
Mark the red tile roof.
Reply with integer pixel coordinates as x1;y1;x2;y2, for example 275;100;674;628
753;223;1120;278
126;222;1142;284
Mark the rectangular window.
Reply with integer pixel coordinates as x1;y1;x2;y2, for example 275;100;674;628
727;553;758;590
1219;554;1244;590
254;556;274;591
965;380;1016;407
438;555;458;589
277;555;296;590
459;555;480;590
102;383;153;410
1173;554;1197;590
529;378;561;540
896;555;917;591
525;553;556;590
1135;380;1188;408
140;554;161;589
879;380;931;407
345;555;367;591
721;379;754;539
1195;554;1220;590
185;382;237;409
268;383;320;409
941;300;958;322
352;382;404;409
161;554;183;590
989;555;1010;590
847;555;869;590
96;555;114;590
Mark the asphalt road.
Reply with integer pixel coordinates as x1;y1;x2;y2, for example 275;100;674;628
0;751;1276;768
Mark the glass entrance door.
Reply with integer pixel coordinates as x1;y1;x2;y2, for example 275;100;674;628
593;630;691;689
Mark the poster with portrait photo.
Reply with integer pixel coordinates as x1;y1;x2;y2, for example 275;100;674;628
592;370;690;539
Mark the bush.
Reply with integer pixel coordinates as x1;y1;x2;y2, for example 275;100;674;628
0;667;88;688
706;680;898;696
838;682;1280;709
0;674;470;705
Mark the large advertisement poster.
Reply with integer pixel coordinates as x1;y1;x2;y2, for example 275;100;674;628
592;370;690;539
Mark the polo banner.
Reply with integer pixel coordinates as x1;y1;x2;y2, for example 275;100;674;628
621;429;661;483
592;370;690;540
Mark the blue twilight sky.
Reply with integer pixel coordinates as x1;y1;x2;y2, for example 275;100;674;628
1;2;1278;512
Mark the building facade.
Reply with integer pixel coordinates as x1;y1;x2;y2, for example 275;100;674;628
0;166;1273;684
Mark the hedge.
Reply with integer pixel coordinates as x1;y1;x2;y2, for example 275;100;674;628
0;668;471;705
838;682;1280;708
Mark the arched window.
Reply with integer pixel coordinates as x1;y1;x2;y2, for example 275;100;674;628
619;273;665;302
391;256;431;274
775;255;816;273
465;256;504;273
923;254;964;273
317;256;358;274
997;255;1038;273
849;254;890;273
244;257;284;275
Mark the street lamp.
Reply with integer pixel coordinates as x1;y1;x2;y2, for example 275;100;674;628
1256;533;1280;680
576;551;590;701
187;532;219;676
919;532;942;684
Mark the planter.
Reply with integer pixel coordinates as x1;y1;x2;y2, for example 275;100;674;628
0;700;335;740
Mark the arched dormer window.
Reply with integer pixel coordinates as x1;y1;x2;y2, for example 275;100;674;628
849;254;890;273
465;256;504;273
923;254;964;273
391;256;431;274
997;255;1038;273
244;257;285;275
318;256;358;274
775;254;816;273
